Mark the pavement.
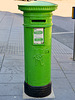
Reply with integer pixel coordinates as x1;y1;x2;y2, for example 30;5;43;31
0;11;75;100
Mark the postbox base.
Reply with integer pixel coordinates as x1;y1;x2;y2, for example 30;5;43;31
24;82;52;98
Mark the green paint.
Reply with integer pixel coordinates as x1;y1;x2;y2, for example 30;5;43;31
34;31;43;34
35;38;43;41
18;1;57;86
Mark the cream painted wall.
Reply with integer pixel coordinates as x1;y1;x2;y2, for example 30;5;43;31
0;0;29;13
39;0;75;17
0;0;75;17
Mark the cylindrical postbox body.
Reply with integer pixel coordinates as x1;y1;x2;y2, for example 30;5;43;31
18;1;57;98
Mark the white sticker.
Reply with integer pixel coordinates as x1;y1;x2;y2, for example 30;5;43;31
34;28;44;44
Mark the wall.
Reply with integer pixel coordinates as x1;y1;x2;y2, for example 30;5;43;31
0;0;29;13
39;0;75;17
0;0;75;17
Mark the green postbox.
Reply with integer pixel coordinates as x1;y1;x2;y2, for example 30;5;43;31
18;1;57;98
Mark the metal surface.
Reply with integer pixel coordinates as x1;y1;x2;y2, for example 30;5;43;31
72;7;75;19
25;82;52;97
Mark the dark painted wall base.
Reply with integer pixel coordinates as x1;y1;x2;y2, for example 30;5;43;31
24;82;52;98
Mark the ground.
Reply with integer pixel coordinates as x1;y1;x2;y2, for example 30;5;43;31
0;11;75;100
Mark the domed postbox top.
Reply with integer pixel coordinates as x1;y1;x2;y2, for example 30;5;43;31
18;1;58;12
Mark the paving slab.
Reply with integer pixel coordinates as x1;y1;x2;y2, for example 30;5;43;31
51;63;61;70
52;78;71;89
53;88;75;100
70;83;75;91
52;38;72;55
0;11;6;22
5;12;15;16
0;96;23;100
52;33;74;49
54;54;74;63
5;55;24;60
52;16;74;32
65;74;75;83
52;24;68;33
0;96;55;100
51;55;57;64
7;44;24;54
0;74;24;83
0;16;14;30
59;63;75;74
0;54;4;63
0;83;23;96
51;70;65;78
0;30;10;42
1;59;24;74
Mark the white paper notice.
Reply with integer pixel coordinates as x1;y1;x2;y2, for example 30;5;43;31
34;28;44;44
